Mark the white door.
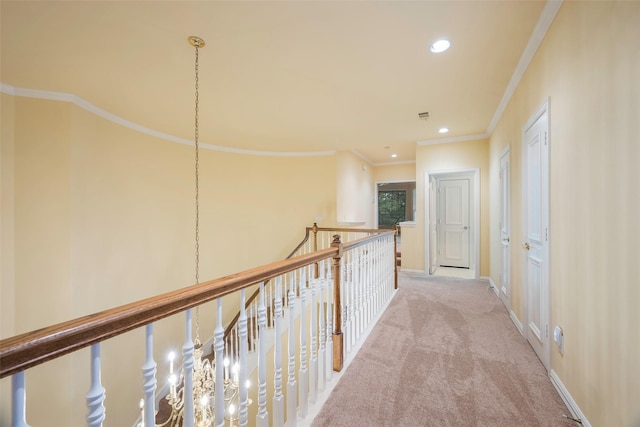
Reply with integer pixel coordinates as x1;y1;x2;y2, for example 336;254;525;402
499;148;511;308
438;178;470;268
523;103;550;370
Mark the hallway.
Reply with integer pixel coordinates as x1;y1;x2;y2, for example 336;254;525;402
310;273;572;426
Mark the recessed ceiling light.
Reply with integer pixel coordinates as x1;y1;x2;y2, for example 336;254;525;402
391;153;398;158
438;127;449;134
430;39;451;53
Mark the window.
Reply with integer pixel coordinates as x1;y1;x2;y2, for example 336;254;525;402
378;190;407;226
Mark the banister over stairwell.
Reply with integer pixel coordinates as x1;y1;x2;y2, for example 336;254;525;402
1;225;398;427
0;248;337;379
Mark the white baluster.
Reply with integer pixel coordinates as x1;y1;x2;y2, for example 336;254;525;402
298;268;309;418
318;274;326;392
269;281;275;329
309;269;318;404
326;261;333;382
287;272;298;426
273;276;284;426
86;343;106;427
250;304;256;352
256;282;269;427
183;309;195;427
142;324;156;427
12;371;31;427
347;255;354;351
362;248;369;328
358;250;365;338
214;299;225;427
238;290;249;427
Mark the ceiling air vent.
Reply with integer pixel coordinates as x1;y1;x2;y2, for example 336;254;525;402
418;112;430;121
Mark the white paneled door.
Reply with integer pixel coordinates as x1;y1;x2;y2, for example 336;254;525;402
438;178;470;268
523;101;550;370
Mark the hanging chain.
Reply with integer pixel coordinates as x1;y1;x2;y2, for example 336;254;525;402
190;37;204;344
194;43;200;287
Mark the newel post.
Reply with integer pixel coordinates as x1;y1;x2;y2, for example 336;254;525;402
330;234;344;372
312;223;319;278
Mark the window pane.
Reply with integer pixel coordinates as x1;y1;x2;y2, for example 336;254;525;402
378;190;407;226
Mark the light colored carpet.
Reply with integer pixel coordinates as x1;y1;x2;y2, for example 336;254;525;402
312;273;573;427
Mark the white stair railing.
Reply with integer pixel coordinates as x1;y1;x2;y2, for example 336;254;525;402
1;228;396;427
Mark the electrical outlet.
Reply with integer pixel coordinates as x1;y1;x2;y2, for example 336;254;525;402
553;326;564;355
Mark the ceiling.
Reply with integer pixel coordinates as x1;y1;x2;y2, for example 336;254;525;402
1;1;547;165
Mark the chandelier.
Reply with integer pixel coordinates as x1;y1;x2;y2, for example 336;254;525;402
137;35;250;427
163;347;248;426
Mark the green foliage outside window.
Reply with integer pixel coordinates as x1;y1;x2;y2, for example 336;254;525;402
378;190;406;226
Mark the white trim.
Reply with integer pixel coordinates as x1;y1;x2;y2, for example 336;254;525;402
498;145;512;312
509;310;524;336
487;1;563;134
397;221;415;227
417;133;489;146
524;97;550;131
482;276;499;298
398;268;425;277
0;83;335;158
352;149;416;167
374;179;417;228
549;370;592;427
350;149;375;166
425;168;480;280
0;82;17;95
521;98;551;371
374;160;416;167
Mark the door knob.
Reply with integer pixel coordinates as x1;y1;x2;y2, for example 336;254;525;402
522;242;530;250
502;237;510;242
463;226;468;230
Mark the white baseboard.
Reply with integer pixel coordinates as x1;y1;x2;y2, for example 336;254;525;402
549;370;591;427
510;310;524;336
481;276;499;298
399;268;425;277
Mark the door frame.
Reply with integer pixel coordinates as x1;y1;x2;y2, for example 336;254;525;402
424;168;480;279
499;145;511;310
521;98;551;370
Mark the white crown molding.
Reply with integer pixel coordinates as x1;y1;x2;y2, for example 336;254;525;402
350;149;375;166
0;83;336;158
351;149;416;167
417;133;489;146
0;83;17;95
375;160;416;167
486;0;563;134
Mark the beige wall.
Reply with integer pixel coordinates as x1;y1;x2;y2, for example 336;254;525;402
1;93;16;427
373;162;416;183
489;2;640;426
0;95;337;426
335;151;374;227
403;139;490;276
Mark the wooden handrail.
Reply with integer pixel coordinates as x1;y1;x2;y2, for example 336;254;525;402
222;227;312;343
0;229;395;379
222;226;392;343
0;248;336;379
